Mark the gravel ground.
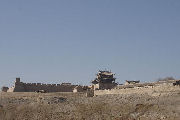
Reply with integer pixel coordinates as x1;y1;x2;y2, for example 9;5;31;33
0;89;180;120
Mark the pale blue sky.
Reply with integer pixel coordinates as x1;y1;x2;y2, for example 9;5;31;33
0;0;180;88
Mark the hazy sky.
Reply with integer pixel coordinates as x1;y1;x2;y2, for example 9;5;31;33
0;0;180;88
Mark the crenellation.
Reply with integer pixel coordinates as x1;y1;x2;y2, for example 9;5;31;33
37;83;41;85
7;78;80;92
26;83;31;85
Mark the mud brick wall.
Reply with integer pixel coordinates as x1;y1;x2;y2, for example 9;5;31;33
9;79;76;92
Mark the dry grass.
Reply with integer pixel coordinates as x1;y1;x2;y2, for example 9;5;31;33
0;90;180;120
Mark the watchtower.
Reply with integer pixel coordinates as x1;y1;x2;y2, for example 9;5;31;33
92;70;117;90
16;78;21;83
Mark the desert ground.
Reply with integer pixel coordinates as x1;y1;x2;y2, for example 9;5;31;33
0;89;180;120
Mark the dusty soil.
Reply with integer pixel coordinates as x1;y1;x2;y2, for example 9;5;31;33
0;89;180;120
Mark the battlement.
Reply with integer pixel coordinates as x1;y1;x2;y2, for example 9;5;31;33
8;78;78;92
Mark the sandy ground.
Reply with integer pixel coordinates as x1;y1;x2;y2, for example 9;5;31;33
0;89;180;120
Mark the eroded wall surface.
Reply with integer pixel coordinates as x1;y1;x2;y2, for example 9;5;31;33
8;81;76;92
94;81;180;96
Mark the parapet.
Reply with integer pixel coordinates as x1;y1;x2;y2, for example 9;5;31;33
61;83;71;85
9;78;82;92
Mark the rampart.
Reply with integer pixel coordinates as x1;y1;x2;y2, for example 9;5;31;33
94;80;180;96
7;78;77;92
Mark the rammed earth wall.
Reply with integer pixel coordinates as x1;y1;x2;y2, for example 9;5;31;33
8;80;76;92
94;81;180;96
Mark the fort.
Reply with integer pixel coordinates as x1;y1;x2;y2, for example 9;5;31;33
1;71;180;120
1;71;180;96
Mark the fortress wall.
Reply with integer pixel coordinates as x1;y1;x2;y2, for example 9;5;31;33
94;83;180;96
12;81;76;92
